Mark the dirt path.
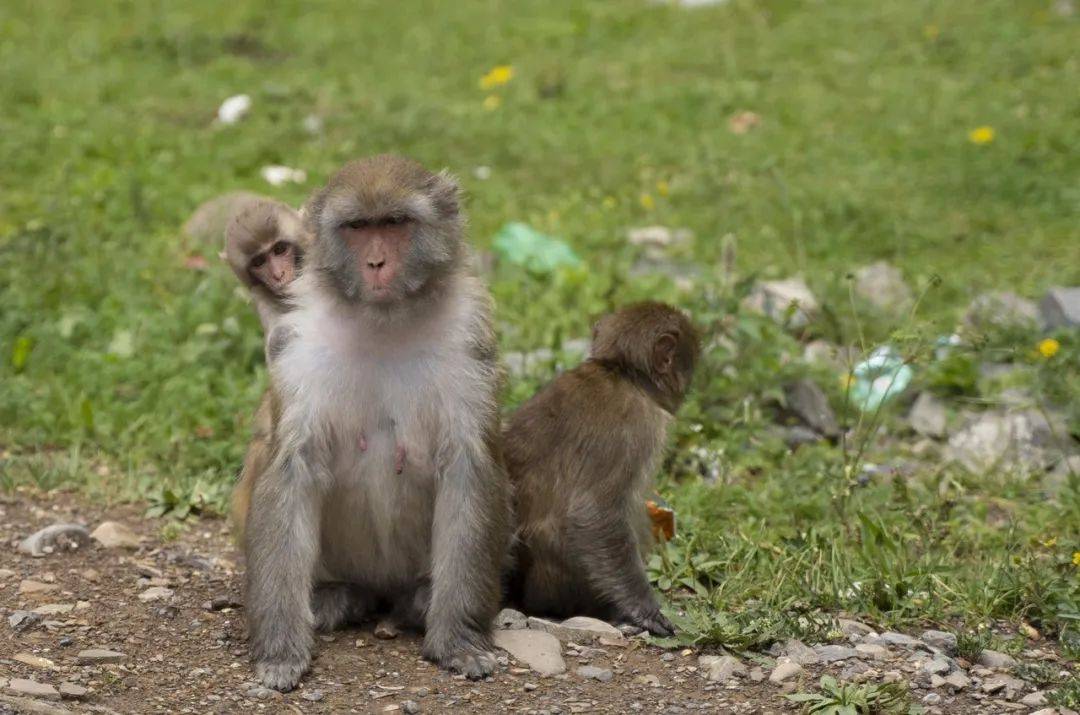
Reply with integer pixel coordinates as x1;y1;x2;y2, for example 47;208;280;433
0;489;1071;714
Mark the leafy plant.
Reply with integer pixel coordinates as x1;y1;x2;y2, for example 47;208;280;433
786;676;913;714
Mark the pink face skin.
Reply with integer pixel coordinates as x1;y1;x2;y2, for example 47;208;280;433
341;220;411;302
249;241;297;296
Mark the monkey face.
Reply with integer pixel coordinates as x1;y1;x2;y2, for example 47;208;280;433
249;240;298;297
338;218;413;304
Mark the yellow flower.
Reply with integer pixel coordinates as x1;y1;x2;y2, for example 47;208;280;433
479;65;514;90
656;180;670;197
1073;551;1080;567
482;94;502;111
602;196;617;210
1038;338;1060;359
1041;536;1058;548
639;193;655;211
969;126;995;145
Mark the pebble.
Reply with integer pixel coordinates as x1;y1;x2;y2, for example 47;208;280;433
59;682;89;699
922;658;951;675
301;689;324;702
784;639;820;665
493;629;566;676
138;586;174;603
523;682;538;691
14;653;55;669
246;686;277;700
1020;691;1048;707
769;660;802;684
0;567;16;579
18;523;91;557
880;632;921;648
528;616;625;644
976;649;1017;669
922;692;942;705
837;619;876;638
814;644;858;663
494;608;528;630
90;521;141;549
576;666;613;682
698;655;746;682
854;643;888;660
402;701;421;714
943;672;970;691
9;610;42;632
77;648;126;664
18;579;59;595
9;678;61;701
920;630;957;653
748;667;765;683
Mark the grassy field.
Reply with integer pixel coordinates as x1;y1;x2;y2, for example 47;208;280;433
1;0;1078;675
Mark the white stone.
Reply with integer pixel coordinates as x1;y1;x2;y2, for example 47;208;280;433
743;278;819;329
698;655;746;682
90;521;140;549
8;678;60;701
854;262;913;312
768;659;802;684
493;629;565;676
261;165;307;187
216;94;251;124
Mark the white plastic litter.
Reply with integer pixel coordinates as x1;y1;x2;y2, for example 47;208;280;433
217;94;252;125
261;166;307;186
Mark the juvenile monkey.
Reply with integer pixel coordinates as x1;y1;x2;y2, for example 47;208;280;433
223;198;312;333
504;302;700;636
240;155;511;690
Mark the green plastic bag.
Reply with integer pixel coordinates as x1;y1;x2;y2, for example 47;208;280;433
492;222;581;274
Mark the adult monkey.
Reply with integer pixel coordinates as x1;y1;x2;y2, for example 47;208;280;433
241;155;511;690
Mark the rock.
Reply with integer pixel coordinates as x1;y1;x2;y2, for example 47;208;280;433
626;226;693;249
854;643;888;660
743;278;819;329
783;380;839;437
854;262;913;312
10;610;43;632
1040;286;1080;329
964;291;1039;331
14;653;55;669
837;619;876;638
0;567;16;579
576;666;613;682
922;658;951;676
908;393;947;439
783;640;820;665
57;683;87;700
920;630;957;653
90;521;140;549
981;674;1026;695
494;608;528;630
301;689;324;702
18;580;59;596
1030;709;1058;715
748;667;765;683
976;649;1017;669
947;410;1058;475
628;256;700;291
77;649;125;664
205;595;242;611
1046;455;1080;496
768;660;802;684
942;672;970;691
814;644;858;663
138;587;174;603
1020;691;1048;707
880;632;921;648
33;603;74;616
402;701;421;714
8;679;61;701
18;524;91;557
781;425;825;449
245;686;277;700
527;616;625;644
493;629;566;676
698;655;746;682
922;692;942;705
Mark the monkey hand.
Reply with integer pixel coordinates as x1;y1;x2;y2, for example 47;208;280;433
422;637;498;680
620;603;676;637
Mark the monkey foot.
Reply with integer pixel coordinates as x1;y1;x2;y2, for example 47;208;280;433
394;444;406;474
374;618;401;640
255;659;309;692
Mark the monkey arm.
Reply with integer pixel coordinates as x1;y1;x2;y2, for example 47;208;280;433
423;432;511;679
566;496;675;637
244;438;322;691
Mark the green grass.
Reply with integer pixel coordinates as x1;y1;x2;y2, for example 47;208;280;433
1;0;1078;653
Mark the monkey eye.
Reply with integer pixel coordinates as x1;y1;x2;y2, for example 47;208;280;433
271;241;290;256
344;219;370;230
250;254;267;268
383;215;406;226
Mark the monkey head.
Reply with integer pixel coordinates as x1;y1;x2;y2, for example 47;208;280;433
224;199;309;298
590;302;701;409
304;155;464;307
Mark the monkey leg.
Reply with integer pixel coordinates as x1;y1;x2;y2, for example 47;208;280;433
566;501;675;637
312;583;373;632
378;579;430;636
245;455;321;691
422;446;510;680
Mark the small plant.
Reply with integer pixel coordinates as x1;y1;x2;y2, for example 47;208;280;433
1048;674;1080;710
786;676;912;714
955;629;992;661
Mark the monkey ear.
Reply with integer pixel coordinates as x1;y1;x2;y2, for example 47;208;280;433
651;332;678;374
429;170;461;219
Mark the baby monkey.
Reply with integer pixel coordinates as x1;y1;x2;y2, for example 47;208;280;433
504;302;700;636
223;198;311;333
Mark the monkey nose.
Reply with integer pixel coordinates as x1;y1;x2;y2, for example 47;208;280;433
367;259;386;271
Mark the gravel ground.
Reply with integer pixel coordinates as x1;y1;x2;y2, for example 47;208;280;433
1;489;1074;714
